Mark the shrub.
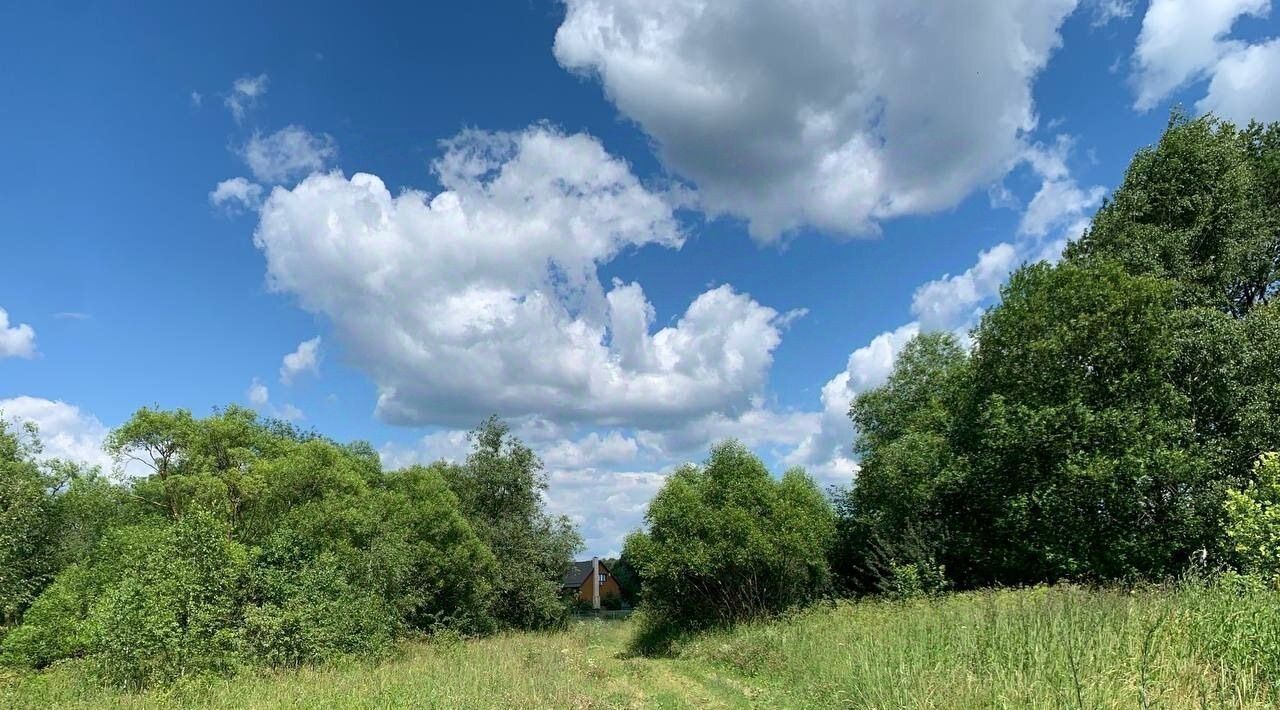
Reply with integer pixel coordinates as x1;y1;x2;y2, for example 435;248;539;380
600;591;623;611
242;554;397;668
625;441;835;632
84;512;250;687
0;563;95;668
1225;452;1280;586
888;559;949;600
0;420;56;627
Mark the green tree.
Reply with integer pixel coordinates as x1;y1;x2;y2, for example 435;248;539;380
626;441;835;629
835;114;1280;592
0;419;56;627
1066;112;1280;316
437;417;581;630
837;333;969;592
954;261;1226;584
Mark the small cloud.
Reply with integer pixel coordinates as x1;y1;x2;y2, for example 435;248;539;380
225;73;268;123
52;311;91;321
246;376;304;420
1089;0;1134;28
247;377;269;407
776;308;809;329
988;182;1020;210
190;91;203;108
0;307;37;359
280;336;321;385
241;126;336;184
209;177;264;212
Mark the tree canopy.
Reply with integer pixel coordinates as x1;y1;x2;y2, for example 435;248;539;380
624;441;834;630
834;113;1280;593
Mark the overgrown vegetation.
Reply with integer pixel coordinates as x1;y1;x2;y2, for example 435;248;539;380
622;441;834;640
833;112;1280;594
0;410;576;687
3;583;1276;708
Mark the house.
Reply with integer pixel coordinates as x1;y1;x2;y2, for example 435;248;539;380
561;557;622;609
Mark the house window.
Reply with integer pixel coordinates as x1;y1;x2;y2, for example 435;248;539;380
599;573;607;583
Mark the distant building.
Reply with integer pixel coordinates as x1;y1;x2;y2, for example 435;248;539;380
561;557;622;609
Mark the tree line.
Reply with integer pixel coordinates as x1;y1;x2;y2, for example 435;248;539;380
0;412;578;687
621;112;1280;633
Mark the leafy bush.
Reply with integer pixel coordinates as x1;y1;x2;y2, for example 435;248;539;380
625;441;835;632
1225;453;1280;586
241;553;397;668
600;591;623;611
887;559;948;600
84;512;249;687
0;563;95;668
0;419;57;628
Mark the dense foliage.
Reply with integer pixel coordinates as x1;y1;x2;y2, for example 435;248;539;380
835;113;1280;593
431;416;581;630
623;441;835;630
0;408;575;687
1225;453;1280;585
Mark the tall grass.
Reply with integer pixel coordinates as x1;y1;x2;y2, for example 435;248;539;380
2;580;1276;708
682;578;1279;708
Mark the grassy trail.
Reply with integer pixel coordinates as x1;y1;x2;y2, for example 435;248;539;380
3;584;1277;708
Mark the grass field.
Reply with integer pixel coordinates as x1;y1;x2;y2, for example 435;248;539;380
3;582;1277;708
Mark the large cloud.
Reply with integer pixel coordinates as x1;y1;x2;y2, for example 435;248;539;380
1131;0;1280;122
554;0;1079;240
253;126;791;428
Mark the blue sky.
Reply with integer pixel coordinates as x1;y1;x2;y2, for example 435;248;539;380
3;1;1279;555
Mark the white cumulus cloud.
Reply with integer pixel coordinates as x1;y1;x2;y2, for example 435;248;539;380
0;307;37;359
1131;0;1280;122
280;336;321;385
253;125;789;430
0;396;112;471
209;177;264;212
911;244;1021;333
554;0;1079;240
1198;37;1280;122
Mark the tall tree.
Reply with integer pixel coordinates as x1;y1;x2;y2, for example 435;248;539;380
1066;112;1280;315
438;417;581;630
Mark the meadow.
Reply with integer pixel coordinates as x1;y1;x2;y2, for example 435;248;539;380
3;581;1276;709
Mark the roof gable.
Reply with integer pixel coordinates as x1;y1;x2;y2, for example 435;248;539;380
561;559;611;587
